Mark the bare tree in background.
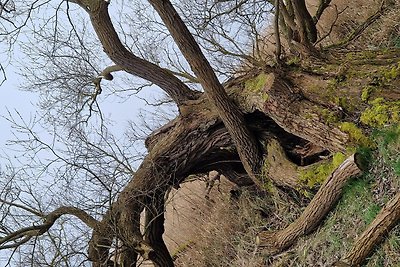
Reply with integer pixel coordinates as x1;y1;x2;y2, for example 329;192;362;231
1;0;400;266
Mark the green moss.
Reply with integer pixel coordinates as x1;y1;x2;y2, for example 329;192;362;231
361;86;374;102
360;98;400;127
320;109;339;124
339;122;373;147
380;63;400;82
299;152;346;189
245;73;268;92
244;73;269;100
286;56;300;66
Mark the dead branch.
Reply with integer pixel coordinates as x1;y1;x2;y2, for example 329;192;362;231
327;0;389;49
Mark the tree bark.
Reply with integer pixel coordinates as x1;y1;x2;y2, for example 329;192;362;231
257;154;362;253
144;191;174;267
147;0;264;187
335;192;400;267
249;72;349;152
290;0;317;44
71;0;200;107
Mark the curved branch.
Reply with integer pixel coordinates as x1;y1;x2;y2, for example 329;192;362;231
0;206;99;250
70;0;200;107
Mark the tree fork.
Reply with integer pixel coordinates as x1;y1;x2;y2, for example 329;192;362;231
70;0;200;107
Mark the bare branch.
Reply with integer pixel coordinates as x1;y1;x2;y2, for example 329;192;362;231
69;0;200;107
274;0;282;64
0;206;98;250
327;0;388;49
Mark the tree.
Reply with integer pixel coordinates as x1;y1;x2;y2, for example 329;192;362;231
1;0;400;266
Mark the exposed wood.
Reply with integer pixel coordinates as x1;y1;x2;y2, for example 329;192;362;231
256;154;362;253
335;192;400;267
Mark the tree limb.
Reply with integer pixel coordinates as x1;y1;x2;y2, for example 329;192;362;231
327;0;388;49
69;0;200;107
274;0;282;64
147;0;264;187
257;154;362;253
0;206;99;250
313;0;332;24
335;192;400;266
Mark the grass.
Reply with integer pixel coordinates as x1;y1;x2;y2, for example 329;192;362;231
175;125;400;266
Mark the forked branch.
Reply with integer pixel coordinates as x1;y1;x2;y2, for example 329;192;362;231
69;0;200;107
0;206;98;250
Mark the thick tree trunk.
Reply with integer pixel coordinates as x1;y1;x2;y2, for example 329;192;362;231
75;12;399;263
256;154;362;253
239;72;349;152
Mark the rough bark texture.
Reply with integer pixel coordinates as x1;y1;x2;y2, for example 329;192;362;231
257;154;362;252
82;47;400;265
148;0;264;187
62;2;400;266
249;72;349;152
291;0;317;44
335;192;400;267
